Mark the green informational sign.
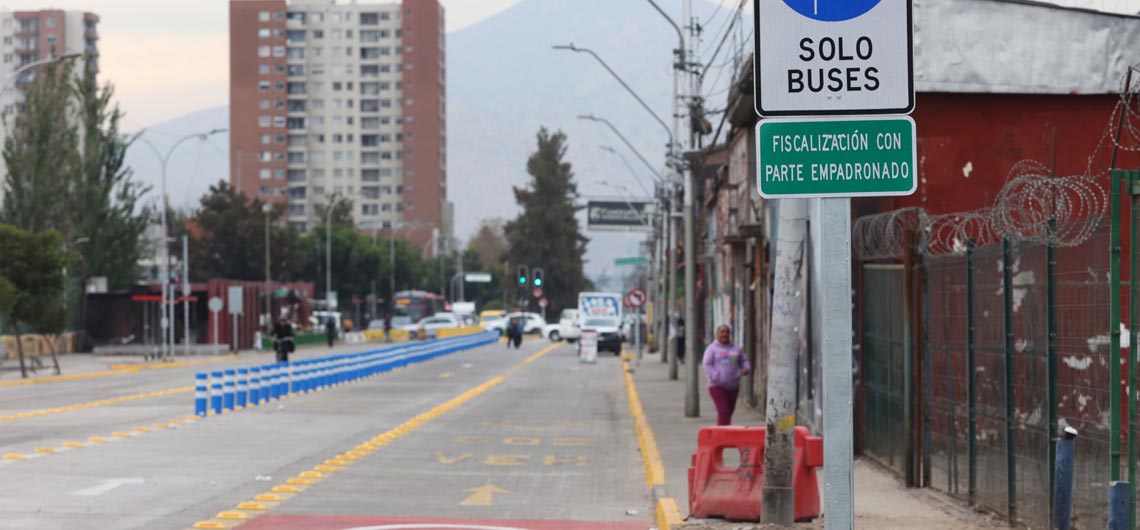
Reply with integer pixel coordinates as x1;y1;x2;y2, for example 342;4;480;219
756;116;917;198
614;257;647;267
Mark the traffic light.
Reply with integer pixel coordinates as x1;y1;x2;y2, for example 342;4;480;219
532;268;544;287
516;265;529;285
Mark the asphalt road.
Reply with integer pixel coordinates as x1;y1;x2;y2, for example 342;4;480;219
0;337;651;530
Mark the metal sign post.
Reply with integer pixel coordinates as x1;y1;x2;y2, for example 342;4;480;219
208;297;223;354
753;1;915;527
227;287;244;353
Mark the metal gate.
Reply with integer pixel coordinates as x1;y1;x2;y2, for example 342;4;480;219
861;264;910;477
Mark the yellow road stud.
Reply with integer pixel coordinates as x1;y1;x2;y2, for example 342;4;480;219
286;478;311;485
153;423;169;429
216;511;248;520
192;522;226;529
34;448;55;454
64;441;83;448
299;471;323;479
272;485;299;493
315;465;338;473
113;432;131;438
88;436;107;443
3;454;25;460
237;502;267;511
254;494;282;502
134;426;150;432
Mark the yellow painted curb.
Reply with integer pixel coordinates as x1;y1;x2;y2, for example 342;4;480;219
656;497;684;530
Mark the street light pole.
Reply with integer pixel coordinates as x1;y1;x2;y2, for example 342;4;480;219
138;128;226;360
264;203;272;330
0;52;82;114
324;194;347;310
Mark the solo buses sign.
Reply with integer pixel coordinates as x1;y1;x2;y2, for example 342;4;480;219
753;0;916;198
754;0;914;116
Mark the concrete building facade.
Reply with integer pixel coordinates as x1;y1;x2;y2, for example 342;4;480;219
0;8;99;204
229;0;446;252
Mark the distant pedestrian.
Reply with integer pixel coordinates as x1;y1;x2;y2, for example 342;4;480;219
676;316;686;363
512;318;524;348
272;318;294;363
384;316;392;343
702;324;751;426
325;318;336;348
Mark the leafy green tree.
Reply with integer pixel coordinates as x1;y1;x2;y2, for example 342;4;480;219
1;58;150;294
0;224;65;378
1;61;78;233
505;128;592;314
72;61;151;290
188;182;305;282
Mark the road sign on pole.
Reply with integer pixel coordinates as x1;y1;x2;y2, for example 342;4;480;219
755;0;914;116
538;298;548;309
465;272;492;283
531;287;543;299
614;256;648;267
757;116;917;198
625;288;647;308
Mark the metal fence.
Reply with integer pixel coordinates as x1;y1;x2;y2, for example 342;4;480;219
857;201;1123;529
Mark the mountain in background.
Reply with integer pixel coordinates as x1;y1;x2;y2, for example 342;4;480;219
125;0;746;278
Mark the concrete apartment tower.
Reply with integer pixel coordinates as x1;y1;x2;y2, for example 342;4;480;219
0;8;100;204
229;0;447;254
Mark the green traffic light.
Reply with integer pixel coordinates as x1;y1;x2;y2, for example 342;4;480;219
534;278;543;287
518;277;527;284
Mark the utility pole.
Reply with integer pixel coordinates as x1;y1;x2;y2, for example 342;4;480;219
183;236;190;356
683;0;700;418
264;204;271;331
762;198;809;524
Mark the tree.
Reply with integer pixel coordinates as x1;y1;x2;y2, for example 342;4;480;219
72;60;152;290
1;58;151;293
504;128;592;314
0;224;66;378
1;61;78;233
188;182;305;282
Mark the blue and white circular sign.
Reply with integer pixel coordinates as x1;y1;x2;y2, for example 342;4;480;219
781;0;882;22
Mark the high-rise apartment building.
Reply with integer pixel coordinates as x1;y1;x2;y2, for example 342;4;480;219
229;0;446;252
0;8;100;203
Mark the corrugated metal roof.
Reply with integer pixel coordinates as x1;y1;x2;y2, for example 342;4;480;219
916;0;1140;94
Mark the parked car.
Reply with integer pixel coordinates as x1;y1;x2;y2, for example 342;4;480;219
558;309;582;343
581;316;622;355
401;314;461;339
543;322;562;342
485;312;546;336
479;310;507;326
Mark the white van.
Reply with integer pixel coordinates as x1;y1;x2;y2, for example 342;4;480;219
558;309;581;343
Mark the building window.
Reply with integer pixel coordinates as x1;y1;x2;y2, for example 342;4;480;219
259;28;271;39
274;116;287;127
259;11;271;22
261;134;272;144
362;204;378;216
260;169;271;180
45;16;56;28
273;46;287;57
332;30;342;40
276;169;286;179
311;47;323;58
258;46;271;58
310;13;323;23
312;134;325;143
361;13;379;25
331;13;342;23
260;187;269;196
312;99;325;110
312;29;324;39
259;64;270;75
259;116;271;127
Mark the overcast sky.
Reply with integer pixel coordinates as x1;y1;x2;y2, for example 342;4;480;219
0;0;1130;127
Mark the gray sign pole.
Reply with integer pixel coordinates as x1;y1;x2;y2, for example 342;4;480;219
820;197;854;528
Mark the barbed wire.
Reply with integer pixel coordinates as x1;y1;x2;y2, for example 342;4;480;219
856;67;1140;259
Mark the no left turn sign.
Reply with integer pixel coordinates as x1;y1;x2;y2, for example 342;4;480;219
625;288;646;308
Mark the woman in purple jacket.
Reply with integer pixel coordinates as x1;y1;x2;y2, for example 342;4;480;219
702;324;752;426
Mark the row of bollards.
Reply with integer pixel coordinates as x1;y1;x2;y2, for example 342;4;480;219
193;332;498;417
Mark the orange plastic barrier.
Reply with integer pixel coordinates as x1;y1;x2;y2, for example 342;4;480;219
688;425;822;522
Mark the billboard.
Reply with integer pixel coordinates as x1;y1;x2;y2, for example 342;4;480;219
586;201;654;232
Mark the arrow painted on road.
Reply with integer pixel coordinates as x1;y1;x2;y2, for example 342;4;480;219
69;477;144;496
435;451;472;464
460;482;508;506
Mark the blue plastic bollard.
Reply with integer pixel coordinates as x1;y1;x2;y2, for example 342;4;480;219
278;363;289;397
210;371;223;414
1110;481;1131;530
194;373;208;417
249;367;261;406
223;369;236;411
236;368;248;408
1053;427;1077;530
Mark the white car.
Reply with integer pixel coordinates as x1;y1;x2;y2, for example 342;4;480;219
580;316;623;354
486;312;545;336
402;314;460;339
543;322;562;342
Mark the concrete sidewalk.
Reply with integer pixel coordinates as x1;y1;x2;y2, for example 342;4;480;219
627;350;1002;529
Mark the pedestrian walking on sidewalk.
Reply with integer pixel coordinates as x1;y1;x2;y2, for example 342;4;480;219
325;318;336;348
702;324;751;426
